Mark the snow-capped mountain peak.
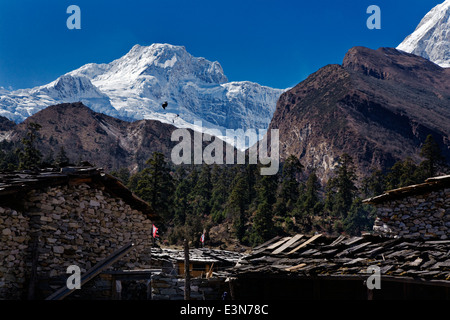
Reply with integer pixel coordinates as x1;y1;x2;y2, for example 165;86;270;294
70;43;228;87
67;43;285;138
0;75;119;122
397;0;450;68
0;87;10;95
38;75;106;99
0;43;285;149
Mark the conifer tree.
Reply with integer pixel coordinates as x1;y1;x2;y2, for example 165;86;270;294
324;153;357;219
245;160;259;206
110;167;131;185
134;152;174;221
190;165;212;217
361;168;386;198
0;141;19;170
210;165;230;223
274;155;303;217
250;174;278;245
55;146;70;167
226;169;249;241
173;166;192;226
343;198;375;236
384;157;419;190
419;134;445;178
298;170;322;213
17;122;42;170
291;170;322;233
42;150;55;168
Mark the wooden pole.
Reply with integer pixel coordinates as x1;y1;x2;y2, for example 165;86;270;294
27;233;39;300
184;239;190;300
114;280;122;300
228;277;236;300
367;288;374;300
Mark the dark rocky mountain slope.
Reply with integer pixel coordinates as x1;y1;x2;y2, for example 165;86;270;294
268;47;450;181
2;102;239;172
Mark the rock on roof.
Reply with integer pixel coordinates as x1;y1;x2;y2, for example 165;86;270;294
363;175;450;205
151;246;245;276
230;233;450;284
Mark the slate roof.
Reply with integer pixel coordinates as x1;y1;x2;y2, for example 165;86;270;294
0;166;159;220
151;247;245;277
363;175;450;205
151;247;244;265
230;234;450;285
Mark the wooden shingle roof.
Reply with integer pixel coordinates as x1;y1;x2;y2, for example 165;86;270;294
231;233;450;285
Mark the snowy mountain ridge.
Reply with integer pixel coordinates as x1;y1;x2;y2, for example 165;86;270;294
0;43;285;149
397;0;450;68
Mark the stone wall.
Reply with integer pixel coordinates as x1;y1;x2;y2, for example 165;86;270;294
0;208;30;299
151;272;226;300
0;182;155;299
372;188;450;239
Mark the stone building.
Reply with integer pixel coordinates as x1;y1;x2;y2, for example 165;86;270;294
229;233;450;300
227;176;450;300
0;166;159;299
363;175;450;239
151;247;243;277
146;247;243;300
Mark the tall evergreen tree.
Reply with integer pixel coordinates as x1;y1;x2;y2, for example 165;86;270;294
291;170;322;233
274;155;303;217
184;211;204;247
55;146;70;167
226;170;249;241
343;198;375;236
296;170;322;216
173;166;192;226
110;167;131;185
0;140;19;170
245;161;259;206
361;168;386;198
250;174;278;245
324;153;357;219
302;170;321;215
191;165;212;216
210;165;230;223
175;165;211;245
384;157;419;190
134;152;174;221
17;122;42;170
419;134;446;178
42;150;55;168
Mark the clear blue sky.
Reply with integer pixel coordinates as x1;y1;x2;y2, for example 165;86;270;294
0;0;443;90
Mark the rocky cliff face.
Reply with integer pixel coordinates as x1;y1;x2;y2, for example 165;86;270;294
268;47;450;182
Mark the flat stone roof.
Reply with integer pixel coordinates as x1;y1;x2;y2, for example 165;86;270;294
230;233;450;285
363;175;450;205
0;166;159;221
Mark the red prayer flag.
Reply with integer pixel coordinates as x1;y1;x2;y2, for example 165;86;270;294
152;224;159;238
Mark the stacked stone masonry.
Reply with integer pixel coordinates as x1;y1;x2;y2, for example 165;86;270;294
372;188;450;239
0;183;154;299
0;208;30;299
150;272;226;300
